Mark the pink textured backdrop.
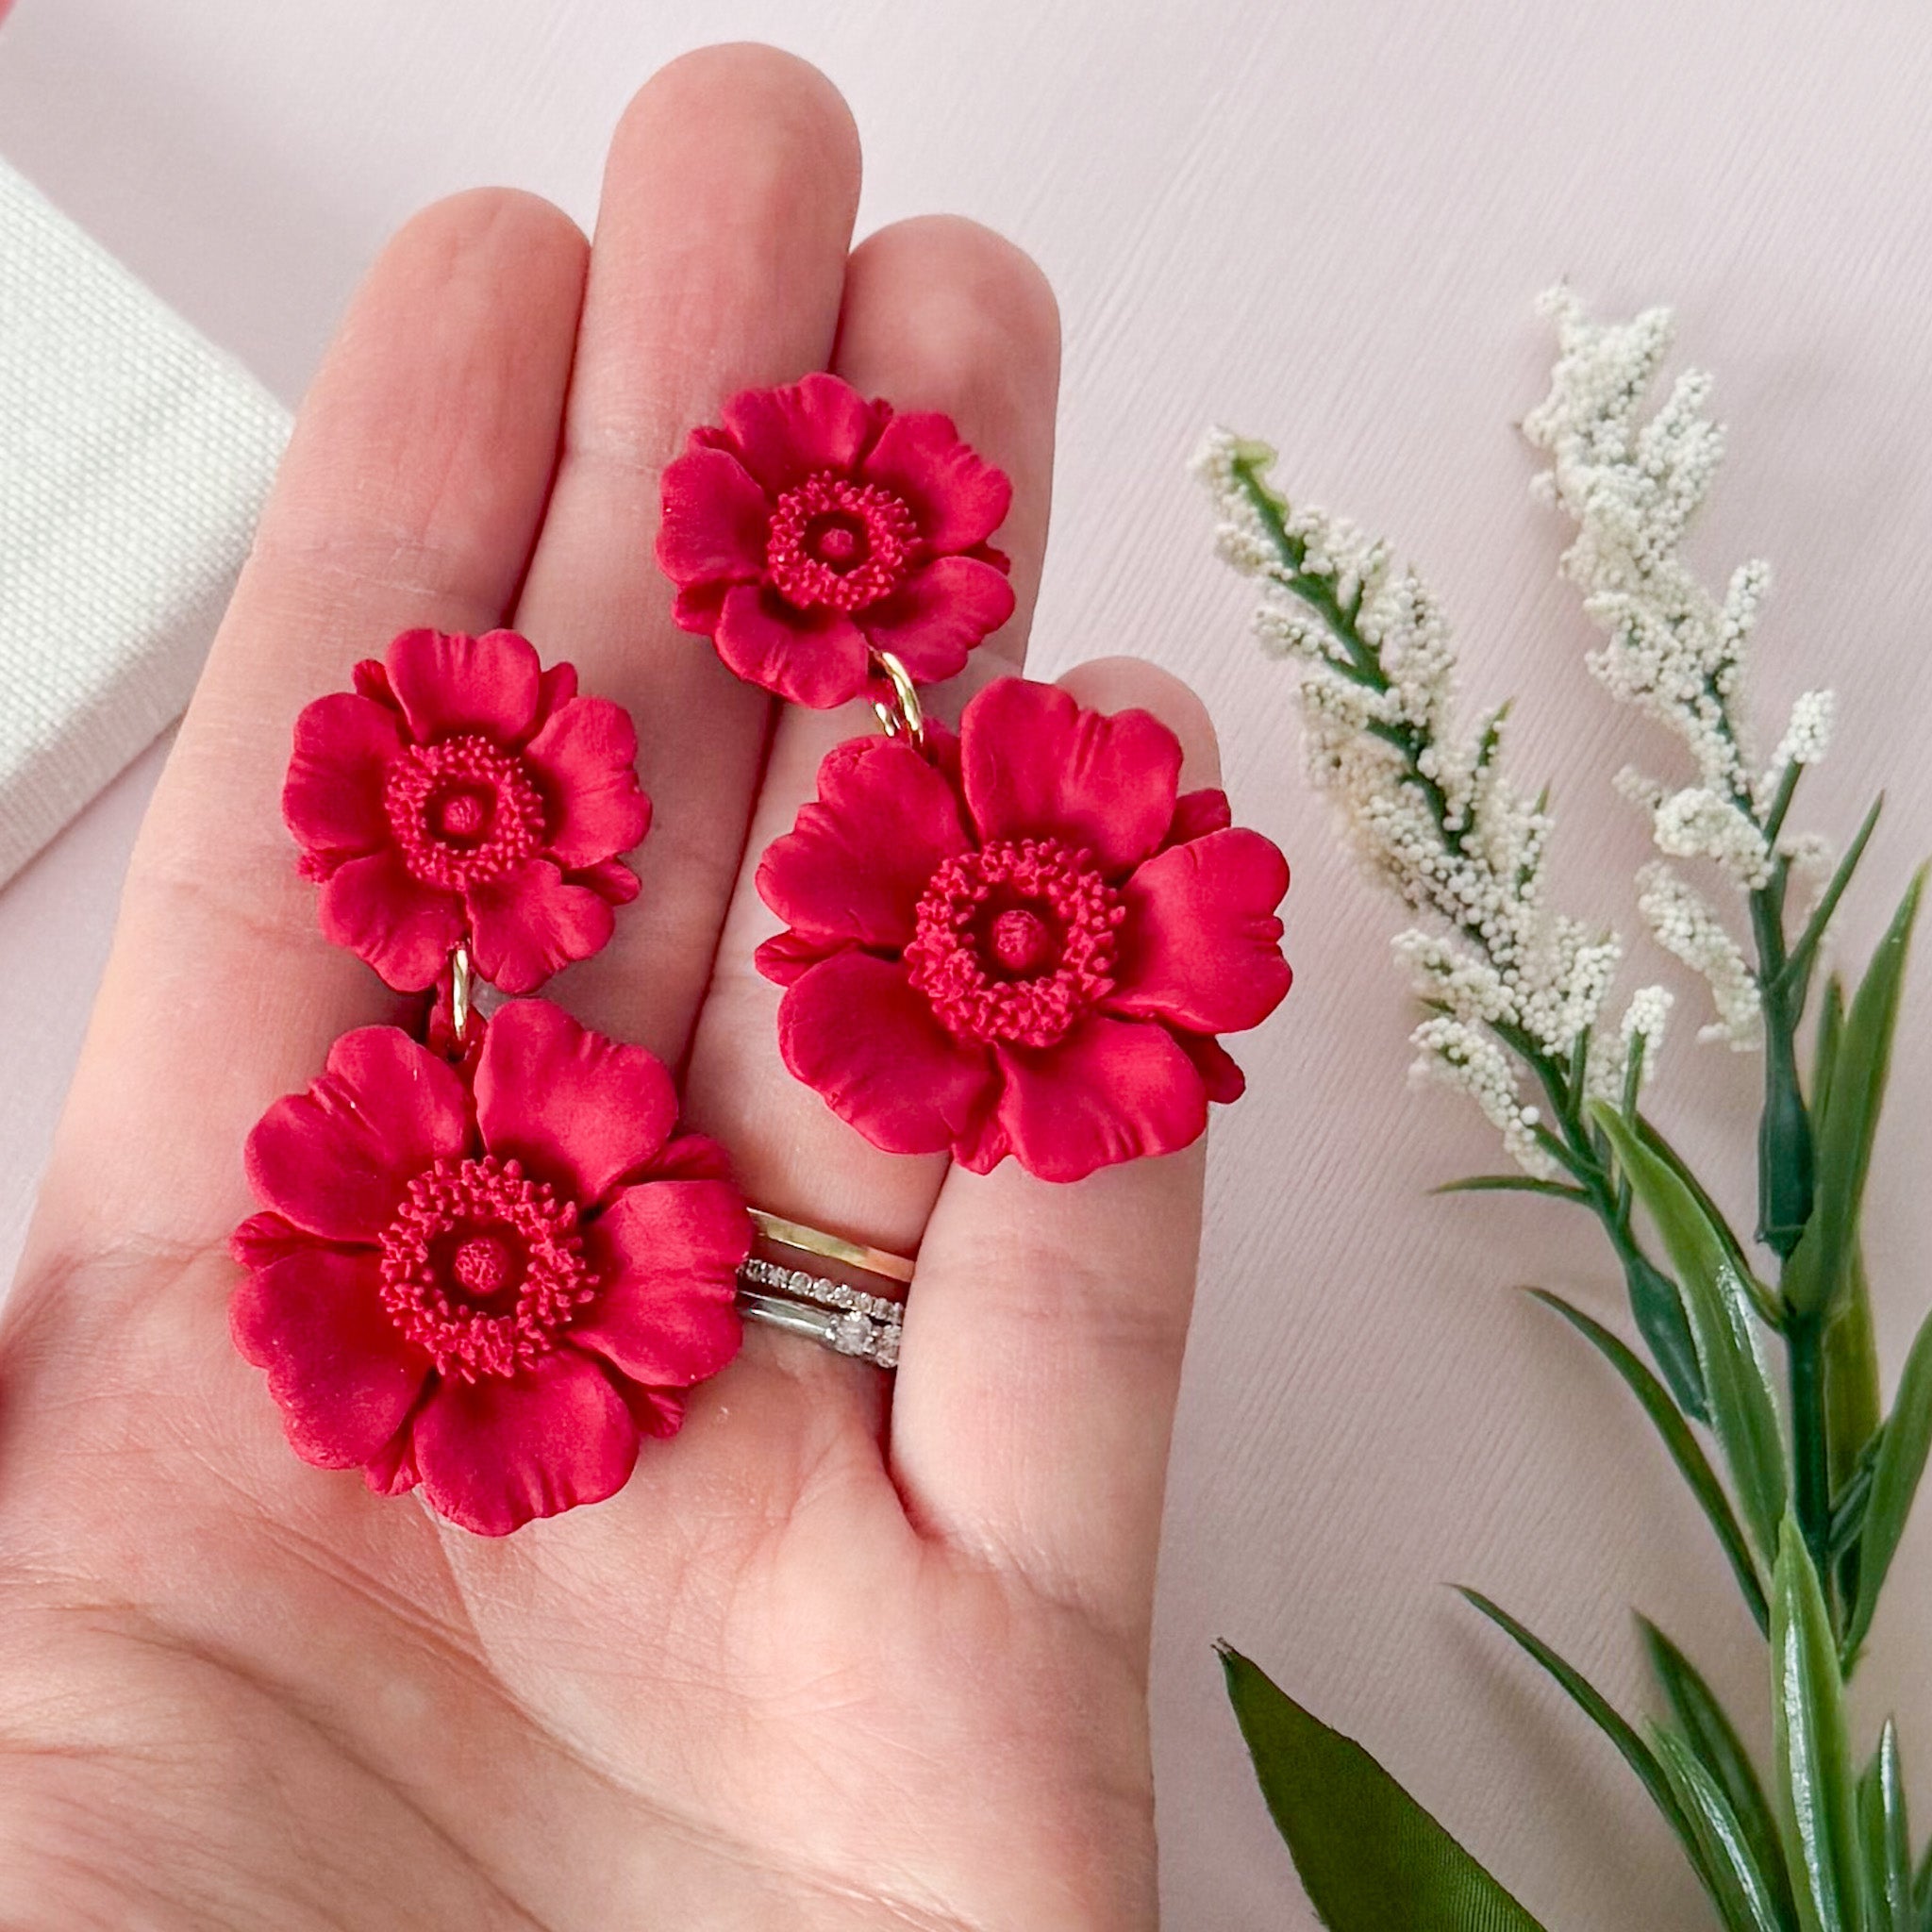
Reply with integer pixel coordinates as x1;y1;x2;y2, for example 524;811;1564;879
4;2;1932;1924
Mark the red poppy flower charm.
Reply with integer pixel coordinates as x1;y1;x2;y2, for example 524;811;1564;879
284;628;651;993
657;372;1015;708
231;1000;749;1535
756;677;1292;1182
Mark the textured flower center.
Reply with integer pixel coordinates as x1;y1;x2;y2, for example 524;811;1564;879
377;1155;597;1380
904;838;1124;1048
384;735;545;890
765;471;920;612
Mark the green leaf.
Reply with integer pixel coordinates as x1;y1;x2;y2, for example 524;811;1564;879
1826;1251;1883;1498
1844;1304;1932;1665
1857;1720;1911;1931
1772;1518;1865;1932
1650;1722;1791;1932
1812;977;1847;1115
1757;1006;1817;1260
1783;795;1886;1010
1534;1291;1766;1629
1785;867;1927;1320
1457;1591;1706;1880
1830;1429;1887;1563
1913;1835;1931;1929
1623;1242;1717;1423
1595;1105;1789;1563
1641;1618;1794;1922
1436;1174;1591;1203
1220;1645;1548;1930
1826;1249;1882;1615
1638;1114;1764;1318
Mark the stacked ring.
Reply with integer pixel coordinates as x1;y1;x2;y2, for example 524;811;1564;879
736;1209;913;1371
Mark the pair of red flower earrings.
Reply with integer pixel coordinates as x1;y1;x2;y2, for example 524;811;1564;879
231;373;1292;1534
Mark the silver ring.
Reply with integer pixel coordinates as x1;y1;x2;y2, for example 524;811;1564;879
734;1213;911;1372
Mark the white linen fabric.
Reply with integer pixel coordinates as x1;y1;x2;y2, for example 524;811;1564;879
0;160;288;888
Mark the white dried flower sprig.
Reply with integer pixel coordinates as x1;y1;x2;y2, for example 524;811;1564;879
1197;430;1665;1177
1524;289;1840;1047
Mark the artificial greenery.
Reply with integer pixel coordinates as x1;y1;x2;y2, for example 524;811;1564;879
1202;295;1932;1929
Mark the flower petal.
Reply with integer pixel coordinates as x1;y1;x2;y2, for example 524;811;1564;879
1165;787;1232;847
1176;1030;1247;1104
574;856;641;905
657;444;773;584
473;996;677;1205
231;1247;429;1469
386;628;543;745
1111;828;1291;1032
532;660;578;733
714;586;871;708
672;581;728;634
245;1025;470;1241
859;409;1011;553
363;1429;421;1496
230;1211;312;1271
721;372;878;493
992;1016;1208;1182
960;678;1182;876
574;1180;748;1388
466;860;616;994
755;929;838;987
641;1132;735;1183
778;951;997;1157
318;847;467;991
756;736;970;949
282;692;404;858
858;556;1015;685
524;695;652;869
413;1351;638;1536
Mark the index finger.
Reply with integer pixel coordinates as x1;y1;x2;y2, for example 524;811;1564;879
24;190;586;1271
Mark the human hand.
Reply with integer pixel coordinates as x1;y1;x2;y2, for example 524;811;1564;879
0;45;1227;1931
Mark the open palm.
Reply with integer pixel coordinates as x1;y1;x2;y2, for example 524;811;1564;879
0;45;1229;1931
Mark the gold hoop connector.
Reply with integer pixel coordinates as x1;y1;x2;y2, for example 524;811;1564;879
449;940;475;1048
868;649;927;756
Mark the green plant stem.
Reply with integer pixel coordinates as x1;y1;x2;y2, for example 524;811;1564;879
1751;863;1815;1259
1228;450;1698;1403
1788;1312;1834;1600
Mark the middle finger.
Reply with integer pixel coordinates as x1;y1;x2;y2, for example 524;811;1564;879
510;45;862;1065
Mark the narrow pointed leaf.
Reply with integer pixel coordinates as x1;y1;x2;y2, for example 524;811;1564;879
1772;1519;1864;1932
1535;1292;1766;1629
1595;1105;1788;1562
1829;1431;1884;1563
1437;1174;1591;1203
1812;977;1847;1115
1857;1720;1910;1931
1458;1591;1705;1874
1220;1645;1548;1930
1785;867;1925;1320
1825;1251;1883;1497
1844;1305;1932;1664
1638;1114;1763;1318
1641;1618;1794;1922
1623;1241;1716;1421
1650;1722;1791;1932
1783;795;1886;1008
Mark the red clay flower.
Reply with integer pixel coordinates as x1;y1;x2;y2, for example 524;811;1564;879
230;1000;748;1535
657;372;1015;708
756;677;1292;1182
284;628;651;993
